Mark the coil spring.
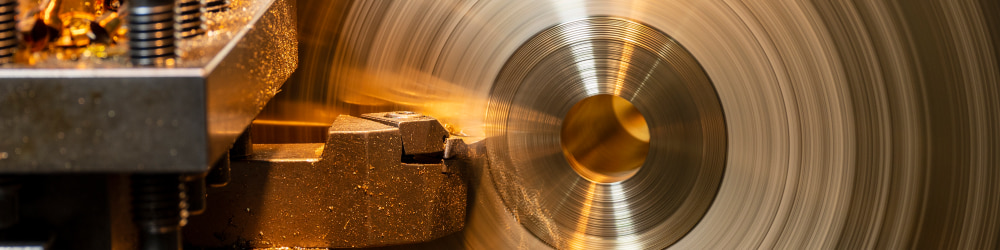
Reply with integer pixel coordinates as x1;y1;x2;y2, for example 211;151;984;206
128;3;176;66
0;0;17;65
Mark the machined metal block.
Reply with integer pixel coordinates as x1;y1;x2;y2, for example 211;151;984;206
0;0;298;173
184;115;467;248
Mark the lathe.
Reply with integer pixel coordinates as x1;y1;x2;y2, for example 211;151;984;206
1;0;999;249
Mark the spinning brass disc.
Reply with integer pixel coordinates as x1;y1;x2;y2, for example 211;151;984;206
485;17;726;249
259;0;1000;249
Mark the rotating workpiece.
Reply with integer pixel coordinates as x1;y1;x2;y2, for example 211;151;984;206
2;0;1000;249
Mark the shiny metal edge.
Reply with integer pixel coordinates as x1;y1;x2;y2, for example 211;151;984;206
0;0;297;173
203;0;297;173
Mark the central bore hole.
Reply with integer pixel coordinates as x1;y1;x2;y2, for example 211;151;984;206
561;95;650;183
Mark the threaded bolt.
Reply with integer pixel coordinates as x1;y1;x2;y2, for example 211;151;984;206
204;0;230;13
128;0;177;66
0;0;17;65
176;0;205;38
132;174;188;250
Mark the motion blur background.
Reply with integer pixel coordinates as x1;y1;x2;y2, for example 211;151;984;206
247;0;1000;249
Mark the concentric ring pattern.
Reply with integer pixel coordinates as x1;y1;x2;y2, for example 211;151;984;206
485;17;726;249
259;0;1000;249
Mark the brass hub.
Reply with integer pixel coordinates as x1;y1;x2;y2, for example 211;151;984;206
561;94;650;183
